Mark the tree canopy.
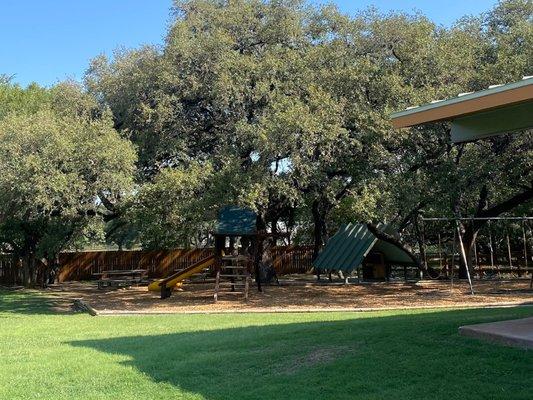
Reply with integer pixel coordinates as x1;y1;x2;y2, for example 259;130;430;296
86;0;532;253
0;81;136;285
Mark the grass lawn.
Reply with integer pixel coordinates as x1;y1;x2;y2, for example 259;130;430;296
0;290;531;400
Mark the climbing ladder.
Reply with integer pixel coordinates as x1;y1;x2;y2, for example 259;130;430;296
214;255;251;301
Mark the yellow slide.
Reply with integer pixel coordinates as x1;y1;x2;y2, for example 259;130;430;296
148;255;215;292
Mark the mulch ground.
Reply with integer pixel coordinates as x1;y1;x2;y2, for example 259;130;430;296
32;277;533;314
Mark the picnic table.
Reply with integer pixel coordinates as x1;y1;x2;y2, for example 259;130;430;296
93;269;148;289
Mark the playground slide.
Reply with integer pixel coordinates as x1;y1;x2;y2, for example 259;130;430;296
147;255;215;292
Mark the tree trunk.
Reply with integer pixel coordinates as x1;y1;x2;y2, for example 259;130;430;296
413;216;427;274
22;255;31;287
22;254;38;288
311;199;328;260
270;216;278;246
366;223;424;272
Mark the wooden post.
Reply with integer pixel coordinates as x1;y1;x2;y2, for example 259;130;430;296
244;268;250;301
160;283;172;300
456;222;474;295
214;269;221;302
252;236;262;293
213;235;224;302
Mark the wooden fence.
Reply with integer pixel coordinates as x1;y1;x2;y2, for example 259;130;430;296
0;254;16;285
426;249;532;277
0;246;315;285
57;248;215;282
271;246;315;275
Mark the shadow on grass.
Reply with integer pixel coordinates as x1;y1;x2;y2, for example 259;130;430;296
0;289;68;315
69;308;532;400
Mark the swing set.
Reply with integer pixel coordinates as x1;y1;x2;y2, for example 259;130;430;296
421;217;533;294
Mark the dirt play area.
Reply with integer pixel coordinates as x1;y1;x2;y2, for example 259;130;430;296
18;278;533;314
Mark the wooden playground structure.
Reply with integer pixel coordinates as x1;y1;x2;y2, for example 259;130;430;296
146;206;286;301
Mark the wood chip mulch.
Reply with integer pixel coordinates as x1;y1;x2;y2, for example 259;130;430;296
35;278;533;314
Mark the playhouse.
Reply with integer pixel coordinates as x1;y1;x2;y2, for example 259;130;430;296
313;223;417;281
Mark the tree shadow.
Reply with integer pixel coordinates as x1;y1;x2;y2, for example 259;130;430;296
69;308;532;400
0;288;69;315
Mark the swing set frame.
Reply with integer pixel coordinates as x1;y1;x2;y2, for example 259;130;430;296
420;217;533;294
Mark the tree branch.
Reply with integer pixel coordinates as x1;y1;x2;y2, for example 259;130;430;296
397;201;426;233
463;186;533;249
98;192;116;213
366;222;423;271
477;186;533;220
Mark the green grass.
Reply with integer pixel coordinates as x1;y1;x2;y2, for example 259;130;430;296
0;290;531;400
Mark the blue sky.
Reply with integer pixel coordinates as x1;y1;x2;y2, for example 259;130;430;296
1;0;496;87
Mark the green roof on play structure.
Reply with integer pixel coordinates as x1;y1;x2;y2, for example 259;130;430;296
313;223;415;273
215;206;257;236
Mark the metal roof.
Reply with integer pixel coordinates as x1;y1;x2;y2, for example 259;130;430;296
313;224;377;273
215;206;257;236
313;223;415;273
391;76;533;128
390;76;533;142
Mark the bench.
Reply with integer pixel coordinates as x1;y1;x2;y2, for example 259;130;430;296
93;269;148;289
